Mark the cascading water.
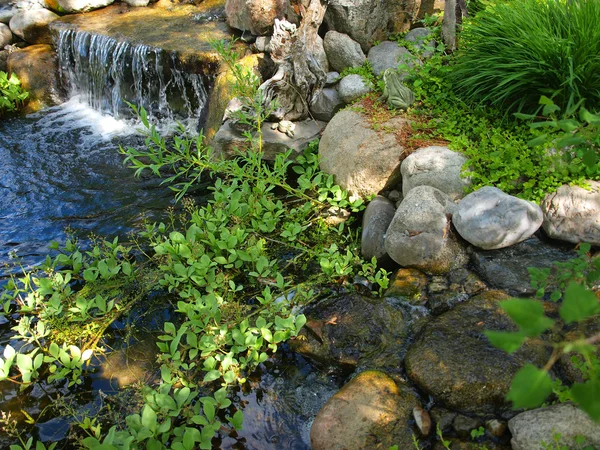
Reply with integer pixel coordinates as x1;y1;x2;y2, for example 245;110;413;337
55;28;210;122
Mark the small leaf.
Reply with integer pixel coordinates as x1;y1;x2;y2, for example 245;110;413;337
560;282;599;324
571;378;600;421
506;364;552;409
500;299;554;337
484;331;527;353
203;370;221;382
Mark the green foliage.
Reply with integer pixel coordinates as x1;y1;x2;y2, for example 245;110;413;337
0;71;28;116
451;0;600;114
484;246;600;420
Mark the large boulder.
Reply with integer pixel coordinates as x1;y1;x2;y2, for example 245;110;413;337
308;86;344;122
405;291;551;415
8;8;57;44
509;403;600;450
7;44;64;112
225;0;297;36
323;30;365;73
289;294;409;373
361;195;396;261
319;110;407;199
324;0;436;53
211;118;325;161
454;186;543;250
0;23;12;47
44;0;114;13
401;146;470;200
405;27;436;57
337;73;372;104
540;181;600;245
311;370;419;450
367;41;419;77
385;186;468;274
468;237;577;295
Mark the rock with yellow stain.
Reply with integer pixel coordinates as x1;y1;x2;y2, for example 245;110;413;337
310;370;419;450
384;267;428;301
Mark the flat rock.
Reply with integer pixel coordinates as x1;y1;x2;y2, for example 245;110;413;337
337;73;372;103
9;8;58;44
309;86;344;122
454;186;543;250
211;119;325;161
540;181;600;245
323;30;365;73
509;403;600;450
367;41;419;77
385;185;468;274
311;370;419;450
468;236;577;295
405;291;551;415
401;146;470;200
319;109;407;199
361;195;396;261
289;294;408;373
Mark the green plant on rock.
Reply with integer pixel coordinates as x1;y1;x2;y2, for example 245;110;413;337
485;244;600;421
451;0;600;114
0;71;28;117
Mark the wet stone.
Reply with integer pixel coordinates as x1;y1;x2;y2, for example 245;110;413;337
384;267;428;303
453;414;482;438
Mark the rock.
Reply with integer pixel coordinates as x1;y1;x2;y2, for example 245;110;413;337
289;294;409;373
413;406;432;437
401;146;470;200
385;186;468;274
337;73;372;103
405;291;551;415
430;407;456;433
453;415;482;438
388;189;402;203
44;0;114;12
325;71;339;86
367;41;419;76
7;44;64;112
433;439;510;450
509;403;600;450
0;22;12;46
211;118;325;161
405;27;435;57
468;237;577;295
540;181;600;245
485;419;507;438
454;186;543;250
123;0;148;6
8;8;57;44
384;267;428;301
323;30;365;73
361;195;396;261
427;290;470;315
310;370;419;450
0;9;18;25
225;0;297;36
319;110;408;199
0;50;8;72
309;86;344;122
254;35;270;52
324;0;434;52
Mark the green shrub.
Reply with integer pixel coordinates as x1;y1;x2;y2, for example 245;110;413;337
451;0;600;114
0;71;28;116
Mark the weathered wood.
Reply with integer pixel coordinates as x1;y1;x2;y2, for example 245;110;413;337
442;0;457;51
260;0;328;121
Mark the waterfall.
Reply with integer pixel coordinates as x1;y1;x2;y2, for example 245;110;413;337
55;28;210;122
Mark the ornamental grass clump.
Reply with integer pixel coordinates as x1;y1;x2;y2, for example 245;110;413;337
451;0;600;115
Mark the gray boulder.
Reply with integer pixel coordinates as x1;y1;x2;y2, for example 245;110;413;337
309;87;344;122
405;291;551;415
9;8;57;44
509;403;600;450
44;0;114;12
367;41;419;77
311;370;418;450
385;185;468;274
0;23;12;47
454;186;543;250
212;119;326;161
405;27;435;57
361;195;396;261
401;146;470;200
540;181;600;245
319;110;407;199
337;74;372;104
0;9;18;25
325;71;339;86
323;31;365;73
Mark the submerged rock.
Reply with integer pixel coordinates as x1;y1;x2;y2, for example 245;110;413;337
405;291;550;415
509;403;600;450
319;110;407;199
361;195;395;261
454;186;543;250
9;8;58;44
310;370;419;450
384;267;428;301
385;186;468;274
540;181;600;245
289;294;409;373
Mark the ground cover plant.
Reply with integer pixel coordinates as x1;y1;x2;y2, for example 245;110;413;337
0;71;28;117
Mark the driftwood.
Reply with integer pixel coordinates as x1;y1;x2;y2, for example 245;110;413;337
259;0;328;121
